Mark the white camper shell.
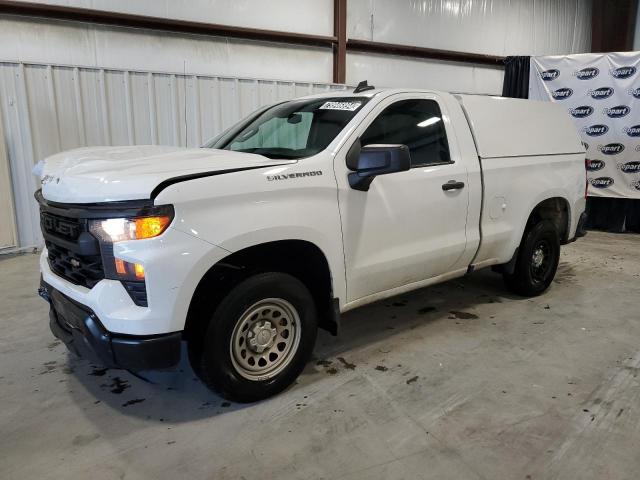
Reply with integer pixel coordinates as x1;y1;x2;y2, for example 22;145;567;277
456;95;585;158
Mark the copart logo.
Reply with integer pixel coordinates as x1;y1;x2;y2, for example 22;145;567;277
582;125;608;136
598;143;625;155
628;88;640;99
603;105;630;118
570;106;593;118
618;161;640;173
552;87;573;100
575;67;599;79
589;87;614;99
540;69;560;81
611;66;637;79
267;171;323;181
623;125;640;137
585;159;605;171
590;177;614;188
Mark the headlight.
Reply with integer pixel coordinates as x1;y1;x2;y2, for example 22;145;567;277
89;215;172;243
85;205;173;308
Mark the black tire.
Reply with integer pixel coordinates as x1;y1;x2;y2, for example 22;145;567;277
195;272;317;403
503;220;560;297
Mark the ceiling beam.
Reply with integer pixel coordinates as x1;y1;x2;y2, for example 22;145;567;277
347;39;504;67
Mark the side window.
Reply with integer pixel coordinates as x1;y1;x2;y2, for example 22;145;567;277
360;99;451;167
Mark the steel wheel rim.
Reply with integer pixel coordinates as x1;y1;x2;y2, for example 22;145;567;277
530;240;552;284
230;298;302;381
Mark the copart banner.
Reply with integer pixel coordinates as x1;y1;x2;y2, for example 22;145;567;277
529;52;640;199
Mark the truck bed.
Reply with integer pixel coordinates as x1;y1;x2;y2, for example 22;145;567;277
453;93;586;268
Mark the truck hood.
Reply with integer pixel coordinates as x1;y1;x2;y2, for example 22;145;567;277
38;145;295;203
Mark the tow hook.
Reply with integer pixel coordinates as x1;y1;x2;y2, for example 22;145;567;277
38;285;51;303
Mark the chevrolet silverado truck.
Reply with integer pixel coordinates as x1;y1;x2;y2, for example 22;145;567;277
37;84;587;402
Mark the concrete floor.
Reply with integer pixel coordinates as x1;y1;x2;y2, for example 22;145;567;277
1;231;639;480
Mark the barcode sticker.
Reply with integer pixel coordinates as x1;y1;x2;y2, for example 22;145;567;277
319;101;362;111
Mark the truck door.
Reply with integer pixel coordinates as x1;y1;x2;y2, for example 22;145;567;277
335;94;470;303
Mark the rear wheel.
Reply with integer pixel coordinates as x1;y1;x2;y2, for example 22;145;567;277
503;220;560;297
194;272;317;402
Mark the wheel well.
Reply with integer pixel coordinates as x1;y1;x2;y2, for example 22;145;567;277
184;240;337;344
526;197;570;243
494;197;570;275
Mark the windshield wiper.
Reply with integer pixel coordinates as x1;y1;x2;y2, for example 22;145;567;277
232;149;305;160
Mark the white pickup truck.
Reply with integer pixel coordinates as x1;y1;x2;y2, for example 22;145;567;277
37;85;587;401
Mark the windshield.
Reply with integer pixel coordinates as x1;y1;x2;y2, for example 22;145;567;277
205;97;369;159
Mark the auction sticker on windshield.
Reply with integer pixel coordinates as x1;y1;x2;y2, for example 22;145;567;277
319;101;362;111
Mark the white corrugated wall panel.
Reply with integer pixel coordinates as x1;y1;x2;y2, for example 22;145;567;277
347;52;505;95
346;0;592;93
12;0;335;36
0;16;334;84
348;0;592;56
0;62;345;248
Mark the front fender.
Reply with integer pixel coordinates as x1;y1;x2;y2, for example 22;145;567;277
157;158;346;305
177;225;346;305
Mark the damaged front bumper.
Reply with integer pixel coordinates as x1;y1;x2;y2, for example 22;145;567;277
39;279;182;371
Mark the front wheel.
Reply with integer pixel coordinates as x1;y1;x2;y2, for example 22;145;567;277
195;272;318;402
503;220;560;297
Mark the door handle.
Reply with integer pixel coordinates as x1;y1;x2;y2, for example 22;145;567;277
442;180;465;191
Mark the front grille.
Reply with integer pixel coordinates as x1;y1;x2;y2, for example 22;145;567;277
40;207;105;289
45;240;105;289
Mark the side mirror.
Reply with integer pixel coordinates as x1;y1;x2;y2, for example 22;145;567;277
346;138;411;191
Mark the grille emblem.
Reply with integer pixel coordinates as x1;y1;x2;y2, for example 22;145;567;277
41;213;80;239
70;258;81;268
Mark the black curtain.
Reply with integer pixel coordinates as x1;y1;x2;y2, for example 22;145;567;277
586;197;640;233
502;56;530;99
